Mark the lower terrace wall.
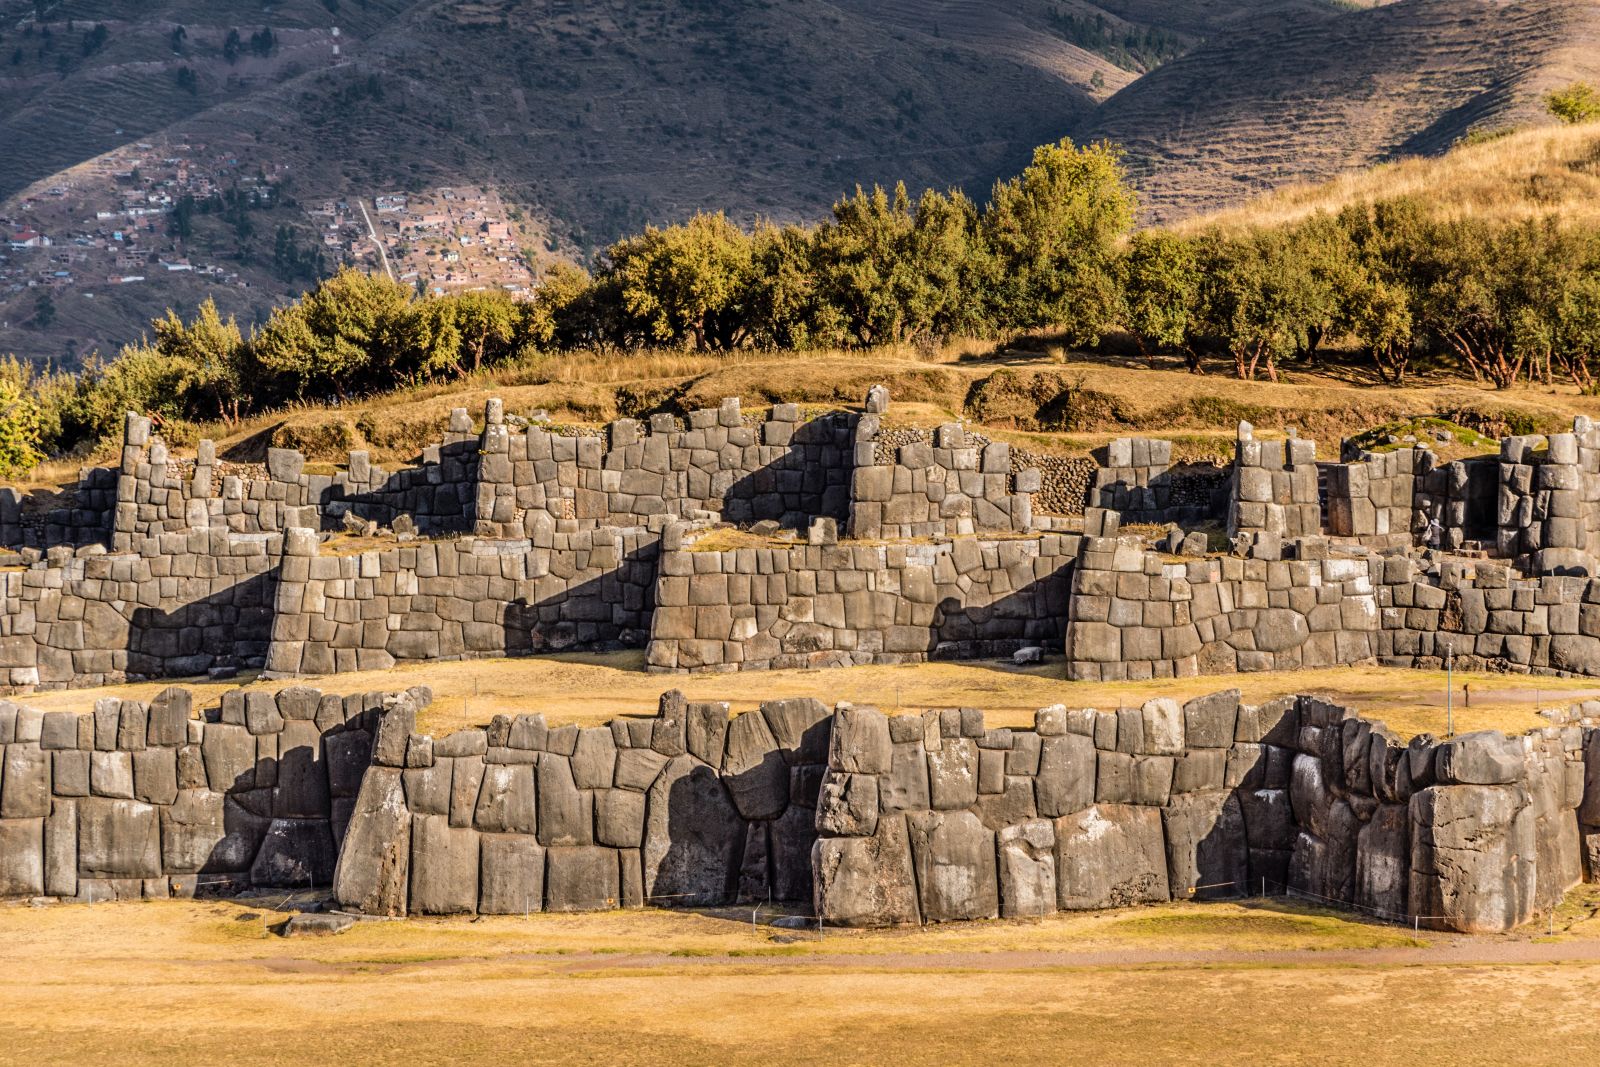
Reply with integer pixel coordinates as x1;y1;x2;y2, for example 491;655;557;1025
0;685;403;901
332;691;832;915
4;684;1597;934
645;531;1078;673
265;524;660;677
812;692;1588;933
1065;537;1600;682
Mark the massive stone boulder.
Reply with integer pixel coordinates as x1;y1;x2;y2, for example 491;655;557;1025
643;755;743;906
813;813;920;926
1054;805;1168;909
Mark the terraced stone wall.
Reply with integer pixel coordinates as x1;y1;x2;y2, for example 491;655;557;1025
1064;537;1600;682
645;532;1078;673
811;692;1587;933
0;685;401;901
265;524;660;677
332;691;833;915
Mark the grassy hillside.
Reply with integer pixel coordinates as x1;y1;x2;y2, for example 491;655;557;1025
1176;121;1600;233
1078;0;1600;222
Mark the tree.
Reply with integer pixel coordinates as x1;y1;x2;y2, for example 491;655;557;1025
251;267;415;398
1194;227;1317;382
446;289;522;372
607;212;753;350
977;138;1137;343
148;298;251;422
745;222;843;350
223;28;241;63
1546;82;1600;125
1347;276;1416;384
1120;230;1201;369
1414;218;1541;389
0;375;44;477
32;291;55;329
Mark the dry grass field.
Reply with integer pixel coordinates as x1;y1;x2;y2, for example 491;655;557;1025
6;892;1600;1066
18;653;1593;742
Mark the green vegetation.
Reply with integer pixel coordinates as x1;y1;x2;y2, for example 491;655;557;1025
1546;82;1600;126
14;133;1600;465
0;373;44;477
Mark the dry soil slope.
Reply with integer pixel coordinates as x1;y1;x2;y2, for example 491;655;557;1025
1079;0;1600;222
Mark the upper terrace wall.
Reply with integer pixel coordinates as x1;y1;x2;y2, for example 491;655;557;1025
645;529;1078;673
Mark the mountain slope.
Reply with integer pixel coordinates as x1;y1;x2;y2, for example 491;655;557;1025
1077;0;1600;222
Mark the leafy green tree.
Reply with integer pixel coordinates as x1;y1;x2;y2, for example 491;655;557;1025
1120;230;1201;369
148;298;251;422
446;289;524;372
0;375;43;477
745;222;844;349
1413;218;1545;389
1194;227;1317;382
251;267;415;398
1546;82;1600;125
607;212;753;350
977;138;1137;343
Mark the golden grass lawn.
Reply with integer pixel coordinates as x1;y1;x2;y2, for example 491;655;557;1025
6;896;1600;1066
15;653;1596;742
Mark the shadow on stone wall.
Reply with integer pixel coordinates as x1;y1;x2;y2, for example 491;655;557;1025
720;412;858;529
128;567;280;678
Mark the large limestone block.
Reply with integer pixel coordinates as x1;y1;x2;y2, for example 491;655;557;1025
881;741;930;813
770;802;818;903
595;788;646;849
998;818;1057;919
571;728;617;790
927;738;979;810
0;817;43;896
1287;800;1359;903
478;833;545;915
722;710;789;821
474;764;537;835
1433;732;1523;786
1409;784;1536;933
251;819;338;889
906;809;998;923
545;846;620;912
332;767;411;916
160;789;226;873
1;744;50;818
813;814;920;926
44;800;76;897
274;719;330;819
830;704;891;774
77;797;160;879
1035;733;1095;817
816;770;880;837
760;697;831;764
408;814;480;914
1054;805;1169;909
1354;802;1409;918
1183;690;1240;748
643;755;743;906
201;723;257;793
537;754;593;846
1162;792;1248;900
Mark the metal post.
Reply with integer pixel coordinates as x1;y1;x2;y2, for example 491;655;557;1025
1445;641;1454;739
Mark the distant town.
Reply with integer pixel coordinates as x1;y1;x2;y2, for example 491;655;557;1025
0;136;545;330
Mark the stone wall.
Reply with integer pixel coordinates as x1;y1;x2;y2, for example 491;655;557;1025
811;692;1585;933
265;524;660;677
1064;536;1600;682
0;529;280;690
1495;427;1600;574
645;530;1078;673
1092;437;1221;526
332;691;832;915
1228;423;1320;540
849;419;1037;540
0;684;403;901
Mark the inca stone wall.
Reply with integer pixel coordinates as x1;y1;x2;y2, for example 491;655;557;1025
1065;534;1600;682
645;529;1077;672
0;684;405;901
265;523;660;677
1092;437;1222;526
3;683;1596;935
811;691;1586;933
1228;423;1321;540
332;690;833;916
849;419;1037;540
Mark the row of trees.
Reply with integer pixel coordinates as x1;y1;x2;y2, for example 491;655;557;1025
10;136;1600;468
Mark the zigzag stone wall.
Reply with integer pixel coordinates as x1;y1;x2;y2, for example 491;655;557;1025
811;692;1587;933
0;684;405;901
332;690;833;915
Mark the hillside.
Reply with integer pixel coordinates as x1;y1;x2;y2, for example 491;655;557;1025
1177;121;1600;233
0;0;1335;366
1078;0;1600;222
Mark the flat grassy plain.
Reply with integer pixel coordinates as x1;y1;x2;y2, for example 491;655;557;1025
18;653;1593;741
7;894;1600;1066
